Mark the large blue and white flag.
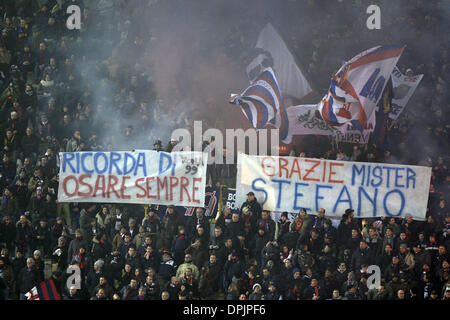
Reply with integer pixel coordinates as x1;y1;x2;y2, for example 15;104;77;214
230;67;291;143
318;45;404;131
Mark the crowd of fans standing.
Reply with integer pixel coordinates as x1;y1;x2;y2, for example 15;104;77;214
0;0;448;301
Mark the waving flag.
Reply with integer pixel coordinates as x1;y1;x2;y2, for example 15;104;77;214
388;66;423;120
318;45;404;131
246;23;314;101
230;67;291;143
25;279;61;300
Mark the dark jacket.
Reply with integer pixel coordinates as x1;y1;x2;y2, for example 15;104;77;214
161;211;185;241
351;247;372;271
240;199;262;220
18;266;40;293
121;285;139;300
67;237;88;264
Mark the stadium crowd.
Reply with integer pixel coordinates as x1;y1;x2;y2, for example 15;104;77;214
0;0;448;301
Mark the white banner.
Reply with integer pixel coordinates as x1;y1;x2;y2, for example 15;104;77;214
287;105;375;144
236;153;431;221
58;150;208;206
246;23;313;100
389;66;423;120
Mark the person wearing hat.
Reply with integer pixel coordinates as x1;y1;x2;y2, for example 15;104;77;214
51;216;64;242
51;236;68;273
86;259;105;296
249;283;263;300
165;138;178;153
153;140;162;151
158;249;177;283
142;207;161;247
277;212;291;244
240;191;262;220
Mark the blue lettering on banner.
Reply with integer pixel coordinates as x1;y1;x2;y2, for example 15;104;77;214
62;153;76;173
94;152;108;174
371;166;383;187
159;153;176;176
394;168;405;188
81;152;93;174
352;164;365;186
64;151;150;176
382;166;395;188
358;187;377;217
406;168;416;189
384;189;405;217
333;185;353;213
293;182;310;211
135;152;147;176
109;152;122;175
315;184;333;212
366;165;371;187
252;178;268;205
272;179;291;209
124;153;136;176
75;153;80;174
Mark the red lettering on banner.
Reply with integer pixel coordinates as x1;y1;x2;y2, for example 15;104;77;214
146;177;157;199
192;178;202;204
323;161;327;182
93;175;106;198
107;175;120;198
135;178;146;198
78;174;93;197
329;162;344;183
261;157;275;176
169;176;179;201
279;158;289;178
289;158;302;180
63;175;78;197
303;159;321;182
157;176;168;200
180;176;191;202
120;176;131;199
